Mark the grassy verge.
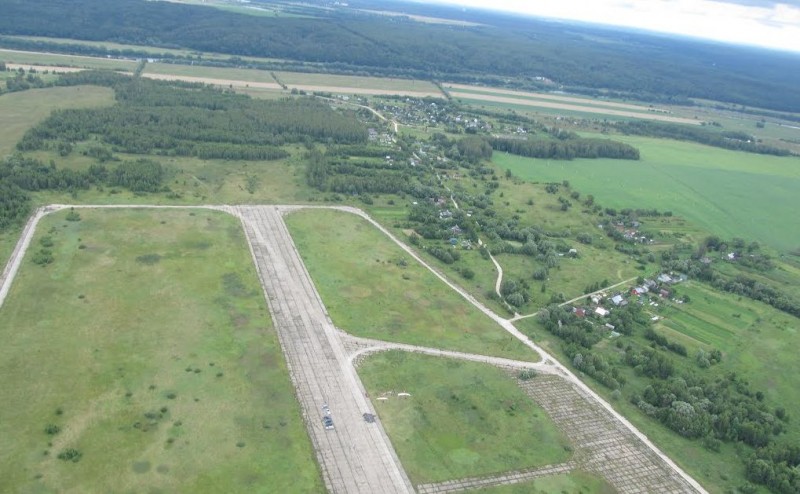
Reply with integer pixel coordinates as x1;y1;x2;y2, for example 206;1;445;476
0;208;323;493
472;470;616;494
358;351;571;484
285;208;536;361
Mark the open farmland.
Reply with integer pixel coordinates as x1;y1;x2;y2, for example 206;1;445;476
357;351;572;484
446;83;699;124
285;208;536;361
275;71;443;97
0;49;137;71
0;208;323;493
493;135;800;252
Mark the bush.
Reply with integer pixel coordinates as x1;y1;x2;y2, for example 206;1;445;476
57;448;82;462
44;424;61;435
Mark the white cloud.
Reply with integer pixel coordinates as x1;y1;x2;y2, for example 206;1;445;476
428;0;800;52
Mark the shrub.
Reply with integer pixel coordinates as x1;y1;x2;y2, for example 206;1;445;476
57;448;82;462
44;424;61;435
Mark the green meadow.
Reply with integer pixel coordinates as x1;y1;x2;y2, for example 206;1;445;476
0;208;323;493
358;351;571;484
493;135;800;252
285;208;536;361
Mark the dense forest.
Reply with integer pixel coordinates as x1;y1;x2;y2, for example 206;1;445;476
1;0;799;112
18;71;366;159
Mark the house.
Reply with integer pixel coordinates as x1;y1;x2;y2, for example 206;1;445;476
450;225;463;235
573;307;586;318
594;307;610;317
631;286;648;296
657;274;673;284
659;289;671;298
611;294;625;306
643;279;657;289
604;323;616;330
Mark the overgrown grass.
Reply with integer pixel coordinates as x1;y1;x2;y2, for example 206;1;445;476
493;135;800;252
285;208;536;361
0;208;323;493
471;470;616;494
357;351;571;484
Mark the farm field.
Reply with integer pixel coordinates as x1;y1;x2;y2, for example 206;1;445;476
472;470;616;494
0;208;323;493
493;135;800;252
446;84;698;124
275;71;441;95
0;49;137;71
285;208;536;361
357;351;571;484
144;62;280;84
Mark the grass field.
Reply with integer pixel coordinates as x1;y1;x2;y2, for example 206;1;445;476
0;85;114;157
357;351;571;484
144;62;280;84
285;209;536;361
472;470;616;494
0;208;323;493
654;282;800;424
0;50;137;71
493;136;800;252
276;71;440;93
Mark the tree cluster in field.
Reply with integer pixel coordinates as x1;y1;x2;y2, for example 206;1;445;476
613;121;793;156
19;73;365;160
745;444;800;494
0;154;169;228
2;0;799;112
2;69;48;93
491;136;640;161
306;149;436;198
661;238;800;319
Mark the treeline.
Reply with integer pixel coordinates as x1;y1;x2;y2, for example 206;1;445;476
491;137;640;160
746;444;800;494
2;0;799;112
614;121;793;156
0;155;168;228
305;149;435;198
18;72;365;159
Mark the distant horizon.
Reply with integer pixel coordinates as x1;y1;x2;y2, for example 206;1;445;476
418;0;800;54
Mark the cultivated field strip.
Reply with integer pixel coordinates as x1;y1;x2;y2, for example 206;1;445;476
235;206;414;494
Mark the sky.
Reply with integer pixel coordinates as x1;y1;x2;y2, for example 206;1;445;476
427;0;800;53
